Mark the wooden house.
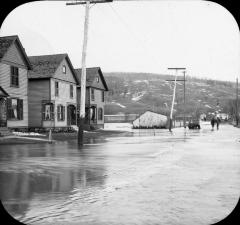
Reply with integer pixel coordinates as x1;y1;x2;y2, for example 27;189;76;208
75;67;108;129
0;35;32;129
28;54;78;130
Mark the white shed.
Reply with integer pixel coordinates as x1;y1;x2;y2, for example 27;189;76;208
133;111;168;128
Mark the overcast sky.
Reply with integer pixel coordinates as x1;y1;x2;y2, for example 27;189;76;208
0;0;239;81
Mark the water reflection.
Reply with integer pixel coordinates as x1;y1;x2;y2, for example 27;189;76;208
0;125;227;224
0;141;107;220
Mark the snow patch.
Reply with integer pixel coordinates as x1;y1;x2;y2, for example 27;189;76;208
111;102;126;108
132;92;145;101
133;80;149;84
13;132;46;137
103;123;133;132
205;104;212;108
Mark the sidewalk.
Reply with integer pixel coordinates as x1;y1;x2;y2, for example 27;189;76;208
0;129;131;145
0;135;52;145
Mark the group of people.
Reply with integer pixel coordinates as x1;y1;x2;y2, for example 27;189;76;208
210;113;221;130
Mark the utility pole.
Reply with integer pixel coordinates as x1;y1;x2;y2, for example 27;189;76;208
183;70;186;128
167;68;186;131
66;0;112;144
236;78;239;126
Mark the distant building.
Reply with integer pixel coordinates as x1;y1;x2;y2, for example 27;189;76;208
133;111;167;128
75;67;108;129
28;54;78;129
0;35;32;129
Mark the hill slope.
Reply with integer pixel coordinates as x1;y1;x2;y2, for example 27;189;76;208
104;72;237;117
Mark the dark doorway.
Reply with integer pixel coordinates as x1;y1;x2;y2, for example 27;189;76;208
67;104;76;126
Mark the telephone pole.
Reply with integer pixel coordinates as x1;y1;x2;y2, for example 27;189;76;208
183;70;186;128
66;0;113;144
167;68;186;131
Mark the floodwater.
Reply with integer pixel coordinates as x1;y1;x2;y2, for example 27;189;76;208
0;123;240;225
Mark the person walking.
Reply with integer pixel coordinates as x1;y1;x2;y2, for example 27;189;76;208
211;114;215;130
216;114;221;130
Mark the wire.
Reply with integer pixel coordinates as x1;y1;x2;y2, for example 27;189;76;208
107;3;162;70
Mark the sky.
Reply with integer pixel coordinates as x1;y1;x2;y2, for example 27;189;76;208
0;0;239;81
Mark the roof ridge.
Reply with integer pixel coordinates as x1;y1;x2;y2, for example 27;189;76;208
28;53;67;58
0;35;18;39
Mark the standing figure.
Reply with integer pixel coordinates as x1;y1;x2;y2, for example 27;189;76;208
216;114;221;130
210;114;215;130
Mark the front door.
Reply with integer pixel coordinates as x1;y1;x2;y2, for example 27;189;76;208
67;104;76;126
89;105;97;124
0;98;7;127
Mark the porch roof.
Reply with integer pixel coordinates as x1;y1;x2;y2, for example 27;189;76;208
0;86;9;97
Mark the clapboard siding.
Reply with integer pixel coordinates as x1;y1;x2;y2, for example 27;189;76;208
2;42;26;68
0;62;28;127
28;79;50;127
51;78;77;127
53;58;76;83
91;74;105;90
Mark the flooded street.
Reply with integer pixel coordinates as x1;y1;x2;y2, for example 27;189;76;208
0;123;240;225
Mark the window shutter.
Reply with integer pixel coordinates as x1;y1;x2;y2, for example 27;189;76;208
50;104;54;120
57;105;60;121
17;99;23;120
42;103;45;120
102;91;104;102
98;108;103;120
7;98;12;119
63;106;65;121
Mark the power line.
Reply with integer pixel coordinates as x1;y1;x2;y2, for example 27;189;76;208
107;3;162;70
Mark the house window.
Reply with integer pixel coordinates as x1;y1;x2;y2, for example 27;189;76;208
62;65;66;74
55;81;59;97
70;85;73;98
10;66;19;87
91;88;95;101
57;104;65;121
42;102;54;121
96;77;99;83
101;91;104;102
7;98;23;120
98;107;103;120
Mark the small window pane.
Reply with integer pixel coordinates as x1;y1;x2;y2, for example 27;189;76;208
70;85;73;98
55;82;59;97
63;65;66;74
91;88;95;101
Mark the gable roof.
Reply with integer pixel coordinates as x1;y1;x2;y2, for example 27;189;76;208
0;35;32;69
75;67;108;91
0;86;9;97
28;53;78;83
